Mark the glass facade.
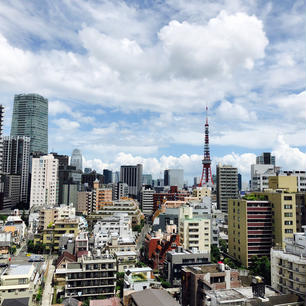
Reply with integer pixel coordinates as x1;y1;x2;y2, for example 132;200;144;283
11;93;48;154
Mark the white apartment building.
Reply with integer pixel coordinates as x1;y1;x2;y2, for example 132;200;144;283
0;264;40;300
140;187;155;216
271;232;306;300
93;213;133;249
250;164;279;191
179;206;211;253
30;154;59;207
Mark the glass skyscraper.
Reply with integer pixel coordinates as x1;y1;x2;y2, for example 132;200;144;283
11;93;48;154
70;148;83;172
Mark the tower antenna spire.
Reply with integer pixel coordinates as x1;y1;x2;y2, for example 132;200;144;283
199;106;214;186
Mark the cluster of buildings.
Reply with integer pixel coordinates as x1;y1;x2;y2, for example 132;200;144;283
0;92;305;306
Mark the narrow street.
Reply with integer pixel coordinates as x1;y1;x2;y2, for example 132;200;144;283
137;223;150;249
42;258;55;306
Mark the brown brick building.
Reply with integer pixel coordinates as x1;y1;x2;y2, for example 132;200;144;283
181;263;241;306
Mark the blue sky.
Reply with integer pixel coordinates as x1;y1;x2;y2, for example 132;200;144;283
0;0;305;183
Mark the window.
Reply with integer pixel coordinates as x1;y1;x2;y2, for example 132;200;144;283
284;213;293;217
285;229;293;233
284;221;293;225
284;205;292;209
284;196;292;201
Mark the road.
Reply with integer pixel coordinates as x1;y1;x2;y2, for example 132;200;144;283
42;258;55;306
137;223;150;249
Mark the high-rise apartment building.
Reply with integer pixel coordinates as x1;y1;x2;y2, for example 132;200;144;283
70;148;83;172
216;164;238;213
94;180;112;211
256;152;276;165
164;169;184;188
0;105;4;173
228;198;273;267
2;136;30;203
11;94;48;154
77;191;95;214
30;154;59;207
120;164;143;198
103;169;113;184
228;178;297;267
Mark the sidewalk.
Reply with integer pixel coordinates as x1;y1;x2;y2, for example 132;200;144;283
42;258;55;306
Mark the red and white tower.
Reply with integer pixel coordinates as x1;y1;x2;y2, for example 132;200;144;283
199;106;214;186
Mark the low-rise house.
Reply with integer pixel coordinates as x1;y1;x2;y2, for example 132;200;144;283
124;267;156;293
75;232;88;254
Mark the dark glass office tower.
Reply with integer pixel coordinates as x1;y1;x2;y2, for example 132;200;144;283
11;94;48;154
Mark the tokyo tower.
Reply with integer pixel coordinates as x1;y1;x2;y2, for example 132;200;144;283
199;106;214;186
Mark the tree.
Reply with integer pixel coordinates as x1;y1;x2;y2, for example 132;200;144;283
219;239;227;253
211;245;220;263
116;272;125;298
249;256;271;285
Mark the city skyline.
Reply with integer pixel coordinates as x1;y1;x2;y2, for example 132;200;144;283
0;1;304;182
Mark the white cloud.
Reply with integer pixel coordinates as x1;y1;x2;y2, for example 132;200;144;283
273;136;306;170
49;100;71;115
158;11;268;78
54;118;80;130
271;91;306;120
84;136;305;184
216;100;257;121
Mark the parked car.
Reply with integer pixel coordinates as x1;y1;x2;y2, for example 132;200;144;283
28;255;44;262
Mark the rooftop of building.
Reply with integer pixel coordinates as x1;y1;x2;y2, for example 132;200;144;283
167;246;209;256
76;232;88;240
183;263;230;274
205;286;280;302
1;297;30;306
125;267;152;273
89;297;121;306
1;264;33;277
246;294;303;306
114;251;137;256
130;288;180;306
